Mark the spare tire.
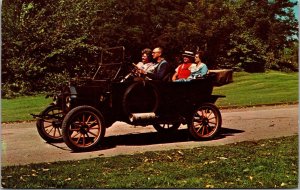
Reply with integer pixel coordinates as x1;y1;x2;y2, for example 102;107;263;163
122;81;160;115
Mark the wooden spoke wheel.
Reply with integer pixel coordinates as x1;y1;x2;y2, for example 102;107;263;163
153;123;181;133
62;105;106;152
188;103;222;140
36;105;64;143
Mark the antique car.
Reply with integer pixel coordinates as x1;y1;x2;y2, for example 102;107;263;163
32;46;225;152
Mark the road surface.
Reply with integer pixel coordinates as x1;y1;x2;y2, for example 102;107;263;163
1;104;298;166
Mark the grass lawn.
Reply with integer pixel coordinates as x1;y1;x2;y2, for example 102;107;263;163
1;135;298;188
1;94;52;123
1;71;298;123
214;70;298;107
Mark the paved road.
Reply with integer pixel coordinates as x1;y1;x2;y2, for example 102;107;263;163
1;104;298;166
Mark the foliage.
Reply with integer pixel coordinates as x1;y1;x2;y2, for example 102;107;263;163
1;135;298;188
1;0;298;97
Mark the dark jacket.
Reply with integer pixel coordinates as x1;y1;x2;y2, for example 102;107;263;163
148;59;169;80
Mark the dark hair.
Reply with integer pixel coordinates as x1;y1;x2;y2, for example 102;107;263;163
142;48;153;62
142;48;152;55
195;50;205;60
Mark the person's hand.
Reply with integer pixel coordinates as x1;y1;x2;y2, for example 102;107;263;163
139;69;146;75
171;73;178;81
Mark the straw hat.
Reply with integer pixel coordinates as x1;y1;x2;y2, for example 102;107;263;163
182;51;194;58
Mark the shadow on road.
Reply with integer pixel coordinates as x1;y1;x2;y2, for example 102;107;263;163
97;127;244;151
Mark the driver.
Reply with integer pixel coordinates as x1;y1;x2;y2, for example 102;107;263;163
135;48;156;76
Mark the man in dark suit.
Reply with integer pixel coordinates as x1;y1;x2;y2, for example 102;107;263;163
148;47;170;80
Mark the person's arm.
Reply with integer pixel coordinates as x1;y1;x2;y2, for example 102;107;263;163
172;72;178;81
171;65;180;81
193;64;208;78
142;63;155;76
189;64;197;72
136;62;144;69
199;64;208;77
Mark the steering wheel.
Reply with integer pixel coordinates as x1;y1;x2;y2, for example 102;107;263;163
120;63;151;82
132;63;152;80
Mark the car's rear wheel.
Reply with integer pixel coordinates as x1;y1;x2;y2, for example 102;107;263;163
188;103;222;140
36;105;64;143
153;123;181;133
62;105;106;152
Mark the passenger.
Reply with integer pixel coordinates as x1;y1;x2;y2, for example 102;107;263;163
174;51;208;82
147;47;170;80
135;48;156;75
172;51;194;81
188;51;208;79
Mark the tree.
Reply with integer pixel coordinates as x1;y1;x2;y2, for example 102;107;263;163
1;0;298;97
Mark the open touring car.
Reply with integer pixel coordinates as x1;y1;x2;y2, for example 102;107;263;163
32;46;229;152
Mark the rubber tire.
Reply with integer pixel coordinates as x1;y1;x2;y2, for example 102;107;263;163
36;105;64;143
152;123;181;133
188;103;222;140
62;105;106;152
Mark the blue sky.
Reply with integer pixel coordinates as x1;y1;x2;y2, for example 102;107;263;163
292;0;299;20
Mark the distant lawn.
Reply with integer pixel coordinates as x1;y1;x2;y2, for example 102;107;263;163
1;71;298;123
1;95;52;123
214;71;298;107
1;135;297;189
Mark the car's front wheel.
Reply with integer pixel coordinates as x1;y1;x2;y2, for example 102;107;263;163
36;105;64;143
62;105;106;152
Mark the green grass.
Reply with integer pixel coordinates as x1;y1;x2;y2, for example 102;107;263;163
1;71;298;122
214;71;298;107
1;135;298;188
1;95;52;123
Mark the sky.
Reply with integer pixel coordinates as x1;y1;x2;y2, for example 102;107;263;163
292;0;299;20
